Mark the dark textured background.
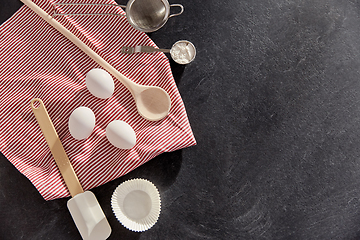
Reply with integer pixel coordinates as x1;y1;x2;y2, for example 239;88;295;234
2;0;360;239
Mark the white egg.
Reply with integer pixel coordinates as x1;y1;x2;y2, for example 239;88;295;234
86;68;114;99
68;107;96;140
106;120;136;149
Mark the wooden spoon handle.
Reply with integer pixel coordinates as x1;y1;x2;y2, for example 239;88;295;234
30;98;83;197
20;0;135;92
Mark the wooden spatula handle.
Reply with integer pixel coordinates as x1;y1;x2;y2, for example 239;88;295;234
30;98;83;197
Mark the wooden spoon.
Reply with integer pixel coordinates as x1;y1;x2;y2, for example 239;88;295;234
21;0;171;121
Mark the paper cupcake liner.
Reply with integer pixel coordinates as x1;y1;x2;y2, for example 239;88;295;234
111;178;161;232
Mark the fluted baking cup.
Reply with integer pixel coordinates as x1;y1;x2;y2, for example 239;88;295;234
111;179;161;232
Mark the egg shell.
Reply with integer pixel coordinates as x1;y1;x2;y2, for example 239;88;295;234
68;107;96;140
86;68;114;99
106;120;136;149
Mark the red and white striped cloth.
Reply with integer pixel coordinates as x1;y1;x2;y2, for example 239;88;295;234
0;0;196;200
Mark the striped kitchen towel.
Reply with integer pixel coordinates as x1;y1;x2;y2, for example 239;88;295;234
0;0;196;200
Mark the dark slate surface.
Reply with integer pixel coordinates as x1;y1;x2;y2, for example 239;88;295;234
2;0;360;239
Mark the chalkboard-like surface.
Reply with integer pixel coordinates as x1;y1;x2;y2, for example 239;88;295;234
2;0;360;239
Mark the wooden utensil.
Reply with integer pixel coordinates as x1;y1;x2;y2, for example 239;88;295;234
30;98;111;240
22;0;171;121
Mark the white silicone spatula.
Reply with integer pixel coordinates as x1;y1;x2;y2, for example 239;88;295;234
30;98;111;240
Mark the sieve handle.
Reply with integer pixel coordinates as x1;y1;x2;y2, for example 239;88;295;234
52;3;126;17
30;98;84;198
169;4;184;18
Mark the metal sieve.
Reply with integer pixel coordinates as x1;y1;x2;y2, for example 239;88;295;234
53;0;184;33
